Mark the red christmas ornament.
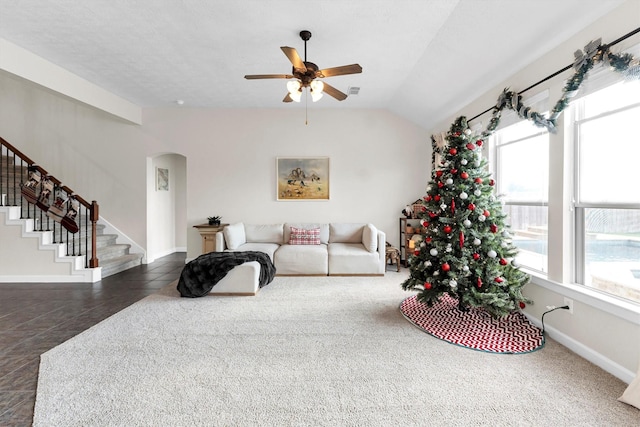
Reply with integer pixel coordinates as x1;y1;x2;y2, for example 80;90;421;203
420;206;426;212
424;195;432;202
490;224;498;233
474;177;483;184
454;132;461;137
460;172;469;179
436;170;443;177
473;253;480;261
438;182;444;188
442;263;451;272
451;199;455;214
476;140;483;146
434;195;441;202
499;258;508;266
483;210;490;217
494;277;504;283
450;169;458;174
424;282;432;290
449;148;458;155
414;250;420;256
422;220;429;227
477;277;482;288
519;301;526;309
459;232;465;248
468;203;476;211
489;179;495;186
443;225;452;234
466;143;475;150
426;237;432;243
429;212;437;219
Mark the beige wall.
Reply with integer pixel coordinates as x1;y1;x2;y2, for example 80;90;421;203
141;107;431;260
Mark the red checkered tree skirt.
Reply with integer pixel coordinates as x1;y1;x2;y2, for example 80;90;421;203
400;294;544;354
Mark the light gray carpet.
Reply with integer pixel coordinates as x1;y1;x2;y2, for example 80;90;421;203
34;273;637;426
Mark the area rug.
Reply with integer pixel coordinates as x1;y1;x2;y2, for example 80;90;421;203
400;294;544;354
34;274;637;426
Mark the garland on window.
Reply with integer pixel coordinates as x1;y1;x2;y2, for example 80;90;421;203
479;37;640;137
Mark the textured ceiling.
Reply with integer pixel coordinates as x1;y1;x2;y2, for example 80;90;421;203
0;0;626;129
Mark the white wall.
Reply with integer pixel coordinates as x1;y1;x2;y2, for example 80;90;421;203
1;71;431;266
428;0;640;382
141;107;431;261
0;71;156;248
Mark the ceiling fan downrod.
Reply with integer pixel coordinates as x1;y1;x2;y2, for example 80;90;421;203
300;30;311;62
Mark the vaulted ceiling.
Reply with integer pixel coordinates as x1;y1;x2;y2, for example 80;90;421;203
0;0;626;130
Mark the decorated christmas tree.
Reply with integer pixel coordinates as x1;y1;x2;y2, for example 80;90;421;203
401;116;530;318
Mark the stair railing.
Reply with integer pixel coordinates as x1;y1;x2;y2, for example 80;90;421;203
0;136;99;268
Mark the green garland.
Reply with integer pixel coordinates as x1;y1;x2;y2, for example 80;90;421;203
478;37;640;137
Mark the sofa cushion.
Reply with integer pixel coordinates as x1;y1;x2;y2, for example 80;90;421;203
328;243;380;275
362;223;378;253
230;243;280;262
329;223;365;243
245;223;283;243
289;227;321;245
223;222;246;250
274;244;328;275
284;223;329;244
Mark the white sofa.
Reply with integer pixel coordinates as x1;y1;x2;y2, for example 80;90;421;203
215;222;386;276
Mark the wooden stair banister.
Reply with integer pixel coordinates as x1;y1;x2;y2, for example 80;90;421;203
0;135;100;269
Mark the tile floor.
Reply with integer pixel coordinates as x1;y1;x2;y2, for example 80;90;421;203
0;252;186;427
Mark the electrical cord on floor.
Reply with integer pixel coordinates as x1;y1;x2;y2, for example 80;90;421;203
541;305;570;335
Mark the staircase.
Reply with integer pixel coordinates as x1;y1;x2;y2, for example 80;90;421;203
0;139;143;282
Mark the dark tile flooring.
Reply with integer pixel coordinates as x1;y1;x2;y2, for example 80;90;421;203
0;252;186;427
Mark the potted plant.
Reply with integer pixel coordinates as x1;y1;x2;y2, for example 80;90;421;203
207;216;221;226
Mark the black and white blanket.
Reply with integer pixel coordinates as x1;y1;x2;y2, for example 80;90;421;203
177;251;276;298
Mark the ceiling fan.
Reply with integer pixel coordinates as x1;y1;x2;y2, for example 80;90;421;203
244;30;362;103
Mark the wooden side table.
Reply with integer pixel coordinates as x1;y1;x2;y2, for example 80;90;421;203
193;223;228;254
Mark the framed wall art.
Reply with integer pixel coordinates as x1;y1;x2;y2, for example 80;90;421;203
156;167;169;191
277;157;330;201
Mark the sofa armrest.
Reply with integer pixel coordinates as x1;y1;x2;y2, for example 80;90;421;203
377;230;386;274
215;231;226;252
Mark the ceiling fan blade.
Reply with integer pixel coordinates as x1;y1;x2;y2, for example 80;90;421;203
322;83;348;101
283;93;293;103
317;64;362;78
281;47;306;71
244;74;293;80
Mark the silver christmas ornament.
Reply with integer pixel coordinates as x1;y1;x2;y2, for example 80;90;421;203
430;248;438;256
488;250;497;258
463;219;472;227
460;192;468;200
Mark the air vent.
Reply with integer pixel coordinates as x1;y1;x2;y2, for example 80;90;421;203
347;86;360;96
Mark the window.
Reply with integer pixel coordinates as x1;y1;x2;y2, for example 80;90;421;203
493;119;549;273
573;80;640;303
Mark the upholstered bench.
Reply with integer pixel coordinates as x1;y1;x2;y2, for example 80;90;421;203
208;261;261;296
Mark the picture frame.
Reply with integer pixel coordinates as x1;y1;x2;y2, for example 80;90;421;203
156;167;169;191
277;157;330;201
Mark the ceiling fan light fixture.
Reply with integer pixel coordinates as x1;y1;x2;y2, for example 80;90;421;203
287;80;302;102
310;80;324;102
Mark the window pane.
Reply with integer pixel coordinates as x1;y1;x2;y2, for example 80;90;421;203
583;80;640;119
498;133;549;203
578;105;640;204
582;208;640;303
505;205;548;273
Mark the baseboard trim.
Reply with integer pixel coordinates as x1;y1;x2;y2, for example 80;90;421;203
524;313;635;384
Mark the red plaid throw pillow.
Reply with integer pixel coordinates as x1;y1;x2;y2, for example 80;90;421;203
289;227;321;245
